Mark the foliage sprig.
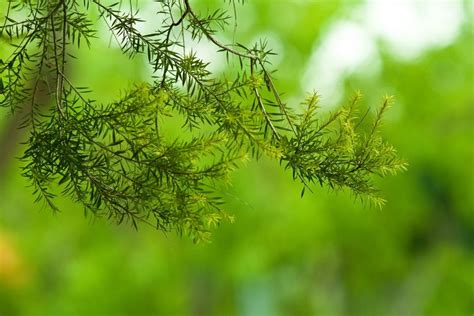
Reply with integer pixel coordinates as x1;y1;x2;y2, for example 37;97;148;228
0;0;406;242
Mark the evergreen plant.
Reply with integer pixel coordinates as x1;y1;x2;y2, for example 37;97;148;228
0;0;406;241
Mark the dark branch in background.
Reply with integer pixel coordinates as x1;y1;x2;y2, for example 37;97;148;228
0;0;406;242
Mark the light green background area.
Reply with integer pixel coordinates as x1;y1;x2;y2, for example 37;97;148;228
0;1;473;315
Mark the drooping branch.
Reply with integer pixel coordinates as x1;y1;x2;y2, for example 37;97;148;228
0;0;406;242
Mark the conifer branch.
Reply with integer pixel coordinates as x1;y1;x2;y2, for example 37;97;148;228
0;0;406;242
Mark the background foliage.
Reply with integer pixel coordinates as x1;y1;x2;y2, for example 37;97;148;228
0;0;473;315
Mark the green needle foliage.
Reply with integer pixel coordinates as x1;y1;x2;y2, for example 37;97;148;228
0;0;406;242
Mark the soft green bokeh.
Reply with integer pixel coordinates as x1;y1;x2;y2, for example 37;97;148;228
1;1;473;315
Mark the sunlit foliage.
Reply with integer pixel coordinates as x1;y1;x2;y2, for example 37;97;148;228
0;0;405;241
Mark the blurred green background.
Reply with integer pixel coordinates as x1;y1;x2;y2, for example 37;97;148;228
0;0;473;315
